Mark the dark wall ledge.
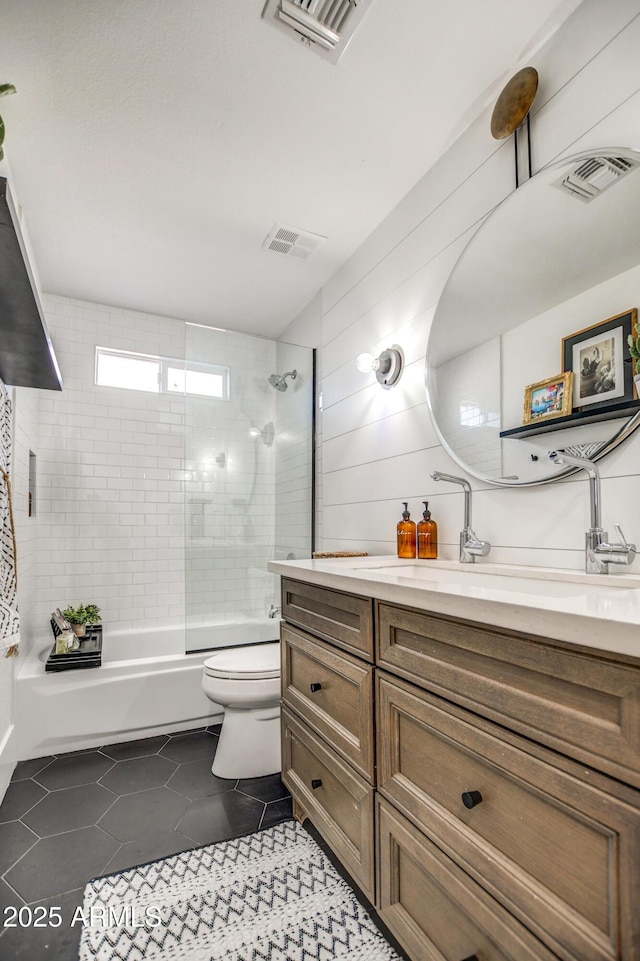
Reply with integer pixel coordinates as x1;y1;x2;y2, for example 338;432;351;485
0;177;62;390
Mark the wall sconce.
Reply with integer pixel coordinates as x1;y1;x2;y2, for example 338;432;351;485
355;345;404;389
248;422;275;446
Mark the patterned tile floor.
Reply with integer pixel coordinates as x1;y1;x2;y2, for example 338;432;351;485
0;725;292;960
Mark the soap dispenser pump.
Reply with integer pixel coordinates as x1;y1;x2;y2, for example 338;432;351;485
417;501;438;559
397;502;416;558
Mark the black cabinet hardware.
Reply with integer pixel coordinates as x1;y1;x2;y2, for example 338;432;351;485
461;791;483;809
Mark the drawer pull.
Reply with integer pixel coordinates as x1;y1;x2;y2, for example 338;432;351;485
311;778;323;790
461;956;479;961
461;790;483;809
310;682;322;693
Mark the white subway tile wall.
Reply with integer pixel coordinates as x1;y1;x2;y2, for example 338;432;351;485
278;293;322;551
273;341;314;564
184;325;279;629
31;297;312;645
35;296;188;639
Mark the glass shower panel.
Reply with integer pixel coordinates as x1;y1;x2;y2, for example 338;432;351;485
273;340;314;564
183;325;313;654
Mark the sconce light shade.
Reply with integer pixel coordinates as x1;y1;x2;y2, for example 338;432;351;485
356;346;403;389
355;352;375;373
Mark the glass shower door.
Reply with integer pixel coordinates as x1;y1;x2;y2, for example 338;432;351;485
183;324;313;653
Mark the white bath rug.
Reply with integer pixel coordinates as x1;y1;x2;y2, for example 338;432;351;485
78;819;401;961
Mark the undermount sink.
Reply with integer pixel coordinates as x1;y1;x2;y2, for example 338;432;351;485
355;562;639;596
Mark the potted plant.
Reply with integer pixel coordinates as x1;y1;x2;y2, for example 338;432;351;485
62;603;101;638
627;331;640;392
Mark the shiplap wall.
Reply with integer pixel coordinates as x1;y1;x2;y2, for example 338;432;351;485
284;0;640;570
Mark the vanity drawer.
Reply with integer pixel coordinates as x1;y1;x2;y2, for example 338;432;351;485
377;796;559;961
281;624;374;781
377;671;640;961
282;578;374;660
376;600;640;787
281;706;375;902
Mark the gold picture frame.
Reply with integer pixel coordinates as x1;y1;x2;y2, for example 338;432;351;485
523;372;573;425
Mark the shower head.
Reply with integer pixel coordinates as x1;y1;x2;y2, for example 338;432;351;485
268;369;297;391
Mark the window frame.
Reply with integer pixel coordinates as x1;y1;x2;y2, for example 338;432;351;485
95;346;229;400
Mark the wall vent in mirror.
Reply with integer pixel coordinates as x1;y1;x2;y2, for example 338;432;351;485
555;155;639;202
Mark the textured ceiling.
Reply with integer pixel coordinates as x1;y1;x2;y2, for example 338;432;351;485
0;0;582;338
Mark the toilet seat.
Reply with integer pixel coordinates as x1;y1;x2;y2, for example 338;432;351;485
203;643;280;680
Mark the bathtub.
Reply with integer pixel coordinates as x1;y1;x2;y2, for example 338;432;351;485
16;619;280;760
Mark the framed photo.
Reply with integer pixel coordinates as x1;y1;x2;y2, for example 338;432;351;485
523;372;573;425
562;309;637;410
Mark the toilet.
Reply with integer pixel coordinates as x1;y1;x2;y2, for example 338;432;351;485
201;642;281;779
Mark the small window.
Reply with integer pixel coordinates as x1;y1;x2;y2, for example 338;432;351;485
96;348;228;399
96;348;160;393
166;366;227;399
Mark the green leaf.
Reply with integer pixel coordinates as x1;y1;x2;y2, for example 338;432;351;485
0;84;16;98
62;602;101;625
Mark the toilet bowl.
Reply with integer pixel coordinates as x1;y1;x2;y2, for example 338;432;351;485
201;642;281;779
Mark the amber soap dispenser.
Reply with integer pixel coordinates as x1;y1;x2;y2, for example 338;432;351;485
417;500;438;559
397;502;416;558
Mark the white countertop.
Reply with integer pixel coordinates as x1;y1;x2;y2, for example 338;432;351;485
268;556;640;659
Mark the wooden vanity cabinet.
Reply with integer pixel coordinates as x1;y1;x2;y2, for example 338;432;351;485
279;578;640;961
377;796;560;961
281;706;375;899
377;669;640;961
281;577;374;661
279;579;376;902
376;602;640;789
281;623;374;779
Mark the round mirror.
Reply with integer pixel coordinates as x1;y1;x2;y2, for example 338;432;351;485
426;147;640;486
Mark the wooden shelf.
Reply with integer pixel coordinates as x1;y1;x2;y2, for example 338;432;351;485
500;399;640;439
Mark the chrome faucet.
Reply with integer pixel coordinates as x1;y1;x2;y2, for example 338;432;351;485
430;471;491;563
268;604;281;619
548;450;636;574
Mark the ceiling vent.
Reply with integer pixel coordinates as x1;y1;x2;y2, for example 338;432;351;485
262;223;327;261
554;155;639;202
261;0;374;64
